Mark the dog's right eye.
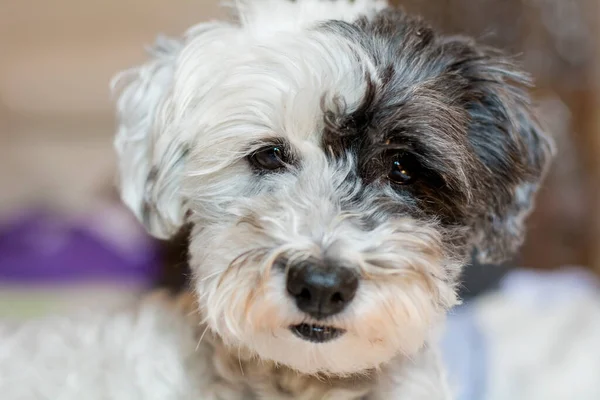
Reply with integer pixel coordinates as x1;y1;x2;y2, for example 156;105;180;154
249;146;287;171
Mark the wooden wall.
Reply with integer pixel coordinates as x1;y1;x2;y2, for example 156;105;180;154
0;0;223;216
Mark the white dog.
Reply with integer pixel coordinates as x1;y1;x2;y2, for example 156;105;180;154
0;1;552;399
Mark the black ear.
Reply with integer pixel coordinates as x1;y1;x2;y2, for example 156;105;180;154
444;37;555;263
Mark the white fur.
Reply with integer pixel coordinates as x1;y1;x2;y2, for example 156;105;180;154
0;294;210;400
0;292;452;399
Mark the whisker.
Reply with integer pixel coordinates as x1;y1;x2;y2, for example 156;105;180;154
217;248;264;287
199;269;226;282
195;325;211;352
238;346;245;376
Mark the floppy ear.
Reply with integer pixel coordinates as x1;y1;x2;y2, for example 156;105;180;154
445;39;555;263
112;36;188;239
113;17;242;239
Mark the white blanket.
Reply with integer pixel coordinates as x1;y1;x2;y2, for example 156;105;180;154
442;267;600;400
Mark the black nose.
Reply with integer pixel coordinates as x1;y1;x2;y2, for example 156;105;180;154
286;261;358;320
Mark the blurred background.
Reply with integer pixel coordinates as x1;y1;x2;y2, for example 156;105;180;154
0;0;227;316
0;0;599;398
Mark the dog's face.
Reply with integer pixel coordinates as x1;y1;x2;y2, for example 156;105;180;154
113;1;552;375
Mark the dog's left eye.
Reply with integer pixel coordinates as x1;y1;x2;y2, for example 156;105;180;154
249;146;287;171
388;153;418;185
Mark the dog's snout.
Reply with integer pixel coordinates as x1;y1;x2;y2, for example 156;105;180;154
286;261;358;320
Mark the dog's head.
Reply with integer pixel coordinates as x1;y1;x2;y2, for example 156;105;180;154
113;0;552;375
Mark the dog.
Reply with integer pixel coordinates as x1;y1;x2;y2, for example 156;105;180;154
0;1;552;399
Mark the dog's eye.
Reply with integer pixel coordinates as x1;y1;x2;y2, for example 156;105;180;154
250;146;287;171
388;153;418;185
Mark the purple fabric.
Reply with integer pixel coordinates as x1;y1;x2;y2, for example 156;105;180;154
0;210;160;285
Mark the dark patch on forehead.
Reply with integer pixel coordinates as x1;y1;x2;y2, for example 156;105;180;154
318;14;470;145
321;75;376;158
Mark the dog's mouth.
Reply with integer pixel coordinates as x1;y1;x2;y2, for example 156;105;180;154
290;323;345;343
